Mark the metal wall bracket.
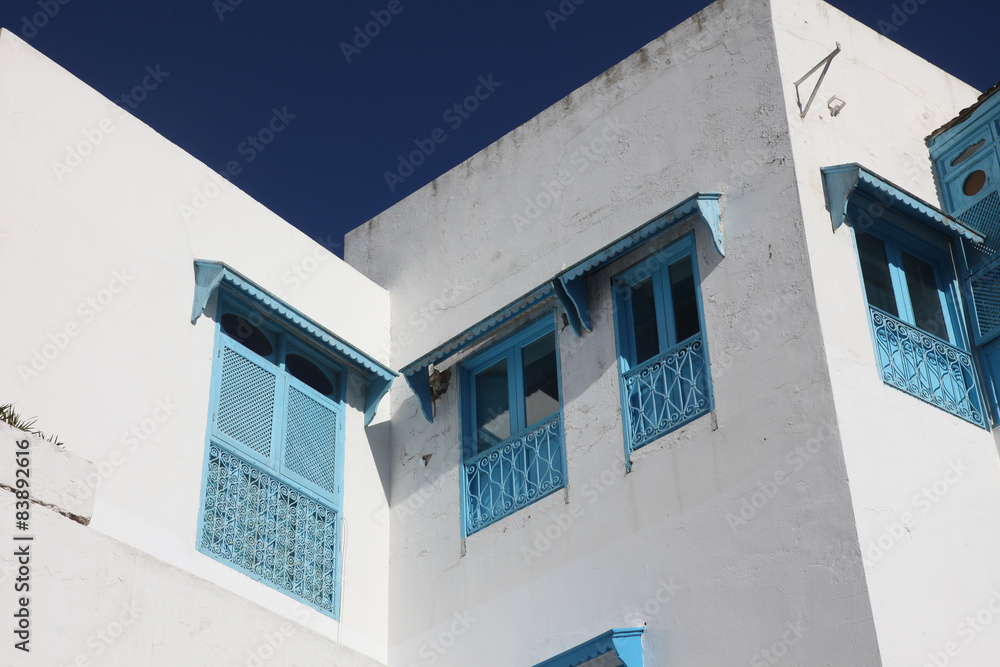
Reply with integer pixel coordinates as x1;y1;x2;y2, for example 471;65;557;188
795;43;841;119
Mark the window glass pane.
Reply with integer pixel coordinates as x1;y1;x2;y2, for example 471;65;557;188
522;334;560;426
902;252;949;339
630;278;660;364
475;359;510;453
856;234;898;316
285;353;335;396
221;313;273;357
669;256;700;343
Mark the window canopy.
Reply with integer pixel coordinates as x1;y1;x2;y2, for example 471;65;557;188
401;192;724;422
191;260;396;426
554;192;723;337
402;283;556;421
820;163;985;243
533;627;644;667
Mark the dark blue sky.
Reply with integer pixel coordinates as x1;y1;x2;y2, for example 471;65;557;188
4;0;997;255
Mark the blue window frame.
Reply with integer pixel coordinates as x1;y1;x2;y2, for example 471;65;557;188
851;210;988;427
197;292;347;618
855;226;963;345
460;314;566;536
612;232;713;460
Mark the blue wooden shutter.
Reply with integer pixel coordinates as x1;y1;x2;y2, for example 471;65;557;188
281;378;343;503
213;339;280;460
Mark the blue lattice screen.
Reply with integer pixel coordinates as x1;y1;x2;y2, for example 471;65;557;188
284;386;339;496
216;345;277;458
960;192;1000;269
971;262;1000;339
200;444;339;612
960;193;1000;343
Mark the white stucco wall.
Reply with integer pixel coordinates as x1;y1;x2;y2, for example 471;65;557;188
772;1;1000;665
7;0;997;662
347;0;882;665
0;30;389;661
0;428;386;667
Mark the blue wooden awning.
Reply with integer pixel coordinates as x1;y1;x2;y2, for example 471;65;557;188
554;192;723;336
401;283;556;421
533;627;644;667
820;163;985;243
191;260;396;426
400;192;724;422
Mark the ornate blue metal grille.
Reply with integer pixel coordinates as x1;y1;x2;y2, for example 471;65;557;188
284;387;339;496
622;333;711;452
869;307;987;427
217;345;276;457
463;414;565;535
201;444;339;612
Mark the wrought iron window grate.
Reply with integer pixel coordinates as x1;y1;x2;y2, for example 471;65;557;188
201;443;339;612
463;414;565;535
622;333;711;452
869;307;987;427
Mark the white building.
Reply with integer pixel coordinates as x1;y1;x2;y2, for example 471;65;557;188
4;0;1000;665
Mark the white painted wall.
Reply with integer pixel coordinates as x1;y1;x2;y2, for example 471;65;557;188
0;30;390;662
6;0;998;663
347;0;884;665
0;428;386;667
772;0;1000;665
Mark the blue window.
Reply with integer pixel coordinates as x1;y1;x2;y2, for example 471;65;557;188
852;217;988;427
460;314;566;536
197;293;346;618
612;233;713;458
856;229;960;343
